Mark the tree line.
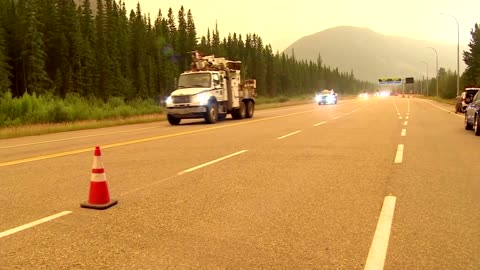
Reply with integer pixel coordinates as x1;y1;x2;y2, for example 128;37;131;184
419;20;479;99
463;23;480;89
0;0;374;103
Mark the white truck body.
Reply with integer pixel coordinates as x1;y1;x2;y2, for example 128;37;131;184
165;52;256;125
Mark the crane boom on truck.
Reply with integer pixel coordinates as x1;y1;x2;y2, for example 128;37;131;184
165;51;256;125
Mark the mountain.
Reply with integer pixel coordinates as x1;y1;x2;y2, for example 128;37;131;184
73;0;97;13
283;26;463;82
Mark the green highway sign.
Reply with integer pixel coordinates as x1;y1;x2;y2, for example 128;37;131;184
405;77;414;84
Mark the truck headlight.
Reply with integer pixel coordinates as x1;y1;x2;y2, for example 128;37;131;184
194;93;209;105
166;96;173;105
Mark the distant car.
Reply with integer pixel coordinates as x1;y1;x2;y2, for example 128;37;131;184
464;91;480;135
458;88;480;113
315;89;338;105
359;91;369;99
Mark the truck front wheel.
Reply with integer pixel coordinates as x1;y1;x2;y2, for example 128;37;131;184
205;102;218;124
167;114;181;125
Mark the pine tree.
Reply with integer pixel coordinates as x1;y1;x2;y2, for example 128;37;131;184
186;9;196;54
165;7;178;91
176;6;188;71
264;44;275;96
105;0;123;97
0;1;12;93
21;0;50;94
53;0;84;97
116;1;132;96
129;2;147;97
95;0;109;100
166;8;176;51
152;9;168;96
211;22;222;56
79;0;97;96
0;24;11;92
463;23;480;86
38;0;58;88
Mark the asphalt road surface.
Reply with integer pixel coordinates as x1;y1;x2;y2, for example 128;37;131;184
0;96;479;269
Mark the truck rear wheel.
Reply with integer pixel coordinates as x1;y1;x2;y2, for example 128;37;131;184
232;101;246;119
245;100;254;118
167;114;181;125
205;102;218;124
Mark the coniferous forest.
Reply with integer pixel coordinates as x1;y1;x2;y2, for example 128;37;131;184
0;0;378;127
0;0;375;98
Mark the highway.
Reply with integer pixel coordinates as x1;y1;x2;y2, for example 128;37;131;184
0;96;479;269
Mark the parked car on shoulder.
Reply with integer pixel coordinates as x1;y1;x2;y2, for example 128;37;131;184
464;91;480;135
457;87;480;113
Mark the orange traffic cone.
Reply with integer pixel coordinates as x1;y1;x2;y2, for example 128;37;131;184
81;146;118;210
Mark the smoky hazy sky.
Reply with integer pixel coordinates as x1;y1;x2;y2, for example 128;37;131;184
124;0;478;53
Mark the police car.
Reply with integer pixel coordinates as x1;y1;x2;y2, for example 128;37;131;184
315;89;338;105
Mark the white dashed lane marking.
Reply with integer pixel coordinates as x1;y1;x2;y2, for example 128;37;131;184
0;211;72;239
179;150;248;175
277;130;302;140
364;196;397;270
314;121;327;127
394;144;404;163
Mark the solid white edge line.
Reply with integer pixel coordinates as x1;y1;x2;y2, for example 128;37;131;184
0;211;72;239
394;144;404;163
314;121;327;127
333;116;342;120
364;196;397;270
277;130;302;140
401;129;406;137
179;150;248;175
422;100;463;118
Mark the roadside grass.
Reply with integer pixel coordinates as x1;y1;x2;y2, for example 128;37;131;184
0;114;167;139
0;93;355;139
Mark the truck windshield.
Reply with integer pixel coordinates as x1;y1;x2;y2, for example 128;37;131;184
178;73;211;88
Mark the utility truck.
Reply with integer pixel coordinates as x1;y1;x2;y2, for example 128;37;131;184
165;51;256;125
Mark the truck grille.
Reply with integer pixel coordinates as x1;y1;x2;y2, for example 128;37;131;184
173;96;190;104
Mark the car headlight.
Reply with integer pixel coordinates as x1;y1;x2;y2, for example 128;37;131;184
165;96;173;105
327;95;335;102
315;95;321;102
